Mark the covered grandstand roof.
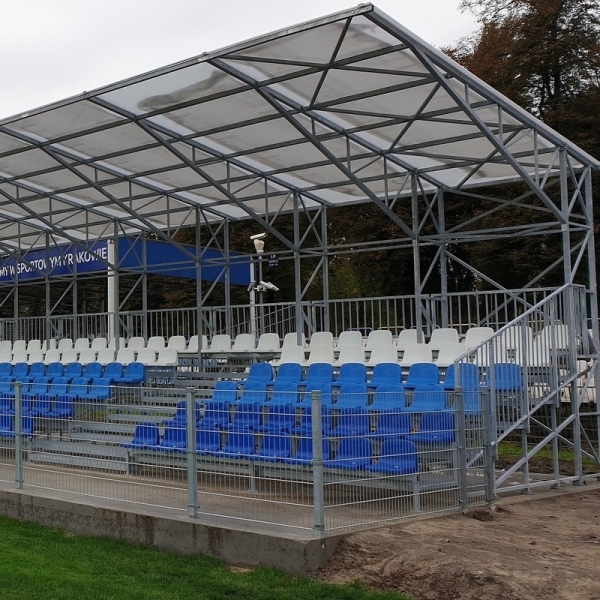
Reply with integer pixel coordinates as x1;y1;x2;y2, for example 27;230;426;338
0;3;597;250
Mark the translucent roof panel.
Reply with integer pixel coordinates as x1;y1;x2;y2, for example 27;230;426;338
0;3;596;249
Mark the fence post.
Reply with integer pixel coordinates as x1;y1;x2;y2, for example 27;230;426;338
186;387;198;518
481;386;497;503
311;389;325;535
14;381;23;490
455;383;468;510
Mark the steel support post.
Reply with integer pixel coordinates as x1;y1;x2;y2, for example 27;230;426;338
321;207;330;333
224;219;232;337
72;254;78;341
311;389;325;535
14;381;23;490
438;189;449;328
480;382;497;502
520;318;532;494
142;235;148;341
455;384;469;509
113;224;120;350
412;175;423;342
294;193;303;343
195;209;203;363
45;232;51;346
186;387;198;518
13;259;18;340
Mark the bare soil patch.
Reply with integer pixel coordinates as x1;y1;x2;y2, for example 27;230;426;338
319;484;600;600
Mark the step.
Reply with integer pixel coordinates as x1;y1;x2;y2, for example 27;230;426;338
28;451;129;473
69;431;134;444
31;439;129;460
71;421;136;436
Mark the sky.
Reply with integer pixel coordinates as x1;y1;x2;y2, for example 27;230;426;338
0;0;478;120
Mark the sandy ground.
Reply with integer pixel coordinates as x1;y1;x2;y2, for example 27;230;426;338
319;483;600;600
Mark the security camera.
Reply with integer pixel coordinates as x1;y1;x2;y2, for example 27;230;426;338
250;233;267;240
247;282;255;293
260;280;279;292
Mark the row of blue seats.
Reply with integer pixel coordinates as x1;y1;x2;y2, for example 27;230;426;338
205;380;480;414
238;362;524;392
161;399;456;440
123;425;436;474
0;361;145;386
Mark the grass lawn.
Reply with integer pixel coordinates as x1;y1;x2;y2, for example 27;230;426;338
0;516;410;600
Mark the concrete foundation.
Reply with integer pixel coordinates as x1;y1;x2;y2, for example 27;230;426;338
0;487;341;575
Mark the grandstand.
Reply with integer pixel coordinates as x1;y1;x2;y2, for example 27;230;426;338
0;2;598;554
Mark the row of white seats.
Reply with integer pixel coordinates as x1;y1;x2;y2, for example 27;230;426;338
0;347;178;367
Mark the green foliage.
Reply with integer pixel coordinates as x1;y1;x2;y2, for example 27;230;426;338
0;517;410;600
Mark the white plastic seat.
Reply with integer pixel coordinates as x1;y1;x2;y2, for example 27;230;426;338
366;344;398;366
11;350;28;365
435;343;467;368
26;350;44;365
12;340;27;353
0;350;12;363
108;337;126;351
58;338;73;351
365;330;393;351
42;339;57;352
307;345;334;365
0;340;12;353
26;339;42;353
154;348;178;366
501;325;533;351
147;336;165;350
127;337;146;351
396;330;419;350
428;328;460;350
473;339;507;367
336;330;363;349
535;325;570;350
136;348;157;365
231;333;256;352
270;345;305;366
515;339;551;367
464;327;494;350
283;332;306;348
78;349;97;366
335;345;365;365
96;349;116;366
400;344;433;367
186;335;208;353
256;333;280;352
60;349;78;365
74;338;90;351
205;334;231;353
167;336;187;351
91;337;108;351
43;349;61;365
115;348;135;365
308;332;334;349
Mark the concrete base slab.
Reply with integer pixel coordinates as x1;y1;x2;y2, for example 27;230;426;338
0;488;341;575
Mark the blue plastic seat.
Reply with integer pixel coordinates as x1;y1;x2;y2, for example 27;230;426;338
304;363;333;386
366;439;419;474
214;431;255;459
81;378;111;402
228;401;262;431
404;363;439;390
275;363;303;385
22;362;45;384
239;380;267;404
196;429;221;455
408;384;447;412
0;381;14;406
335;383;368;409
211;381;238;403
0;363;12;379
10;362;29;382
47;377;69;399
374;410;411;437
370;383;406;411
157;424;187;452
114;362;144;385
0;415;34;438
82;362;103;382
268;381;298;406
330;408;371;437
163;401;201;426
198;401;230;430
442;363;479;391
253;434;291;462
366;363;402;389
246;362;273;384
0;414;12;433
64;377;89;400
325;438;372;469
46;396;74;419
259;404;296;433
104;362;124;382
412;411;456;444
22;377;50;414
331;363;366;389
285;438;330;465
64;362;83;381
30;394;53;417
46;362;64;381
291;404;332;436
487;363;523;392
299;382;333;407
121;422;160;449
